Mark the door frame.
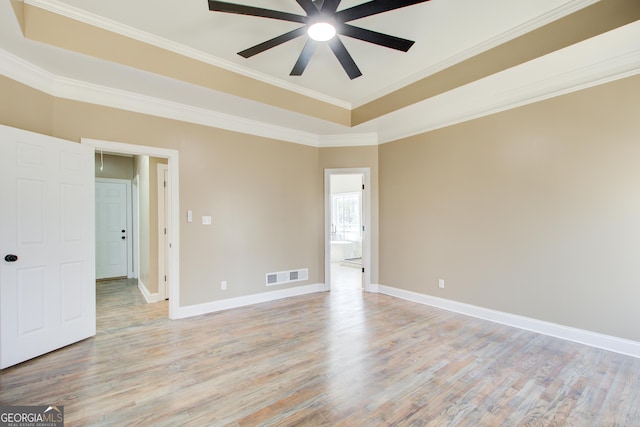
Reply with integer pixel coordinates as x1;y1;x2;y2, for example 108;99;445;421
157;163;169;300
324;168;371;292
82;138;180;319
95;178;133;279
131;175;139;279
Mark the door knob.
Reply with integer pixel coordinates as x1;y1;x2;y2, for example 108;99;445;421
4;254;18;262
121;236;126;240
122;230;125;233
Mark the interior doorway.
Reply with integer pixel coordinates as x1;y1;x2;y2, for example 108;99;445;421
82;138;180;319
95;178;132;280
324;168;371;292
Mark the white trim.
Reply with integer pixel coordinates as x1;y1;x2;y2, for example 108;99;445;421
353;0;600;107
26;59;321;147
137;279;163;304
131;175;139;279
23;0;597;109
318;133;378;147
2;20;639;148
377;21;640;144
324;168;372;293
23;0;350;110
157;164;169;300
0;49;320;147
81;138;181;319
95;177;133;279
171;283;325;319
1;20;638;147
378;285;640;359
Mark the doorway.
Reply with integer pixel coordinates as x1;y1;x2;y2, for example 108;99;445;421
82;138;180;319
324;168;371;292
95;178;133;280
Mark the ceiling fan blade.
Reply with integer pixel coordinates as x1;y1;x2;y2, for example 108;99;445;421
296;0;320;16
328;37;362;79
320;0;341;14
238;27;307;58
340;24;414;51
336;0;431;22
208;0;307;23
290;39;318;76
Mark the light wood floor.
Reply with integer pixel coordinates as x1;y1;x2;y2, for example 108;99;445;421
2;275;640;426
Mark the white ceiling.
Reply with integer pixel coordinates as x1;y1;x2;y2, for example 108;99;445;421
27;0;586;106
1;0;639;145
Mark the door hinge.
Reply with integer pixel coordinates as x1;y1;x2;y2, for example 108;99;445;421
362;267;365;273
164;180;167;188
164;227;167;235
164;275;167;282
362;184;365;190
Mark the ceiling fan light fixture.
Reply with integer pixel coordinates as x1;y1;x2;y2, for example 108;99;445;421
308;22;336;41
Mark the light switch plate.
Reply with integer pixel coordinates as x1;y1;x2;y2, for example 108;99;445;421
202;216;212;225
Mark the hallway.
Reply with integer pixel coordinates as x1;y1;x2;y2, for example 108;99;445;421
96;278;167;333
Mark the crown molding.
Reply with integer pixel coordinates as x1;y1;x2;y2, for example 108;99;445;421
319;133;378;147
380;56;640;145
0;49;54;94
377;20;640;144
24;0;598;111
2;20;638;148
353;0;600;108
0;48;323;146
23;0;352;110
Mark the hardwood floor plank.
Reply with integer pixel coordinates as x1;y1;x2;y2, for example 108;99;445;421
2;277;640;426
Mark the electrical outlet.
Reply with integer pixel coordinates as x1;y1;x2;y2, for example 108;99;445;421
221;281;227;290
438;279;445;289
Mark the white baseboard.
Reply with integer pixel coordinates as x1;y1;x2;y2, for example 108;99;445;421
172;283;326;319
138;279;163;303
378;284;640;359
368;283;380;293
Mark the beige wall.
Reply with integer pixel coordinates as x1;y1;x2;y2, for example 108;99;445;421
379;74;640;341
319;146;379;284
0;77;323;307
0;76;52;135
4;72;640;342
94;153;134;180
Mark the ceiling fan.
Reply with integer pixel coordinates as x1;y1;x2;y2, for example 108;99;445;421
207;0;431;79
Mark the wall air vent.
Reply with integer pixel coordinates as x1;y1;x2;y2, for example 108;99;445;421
266;268;309;286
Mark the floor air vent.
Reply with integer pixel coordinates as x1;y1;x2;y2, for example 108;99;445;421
266;268;308;286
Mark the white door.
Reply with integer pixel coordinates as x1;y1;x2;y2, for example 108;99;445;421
0;124;95;369
95;180;129;279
